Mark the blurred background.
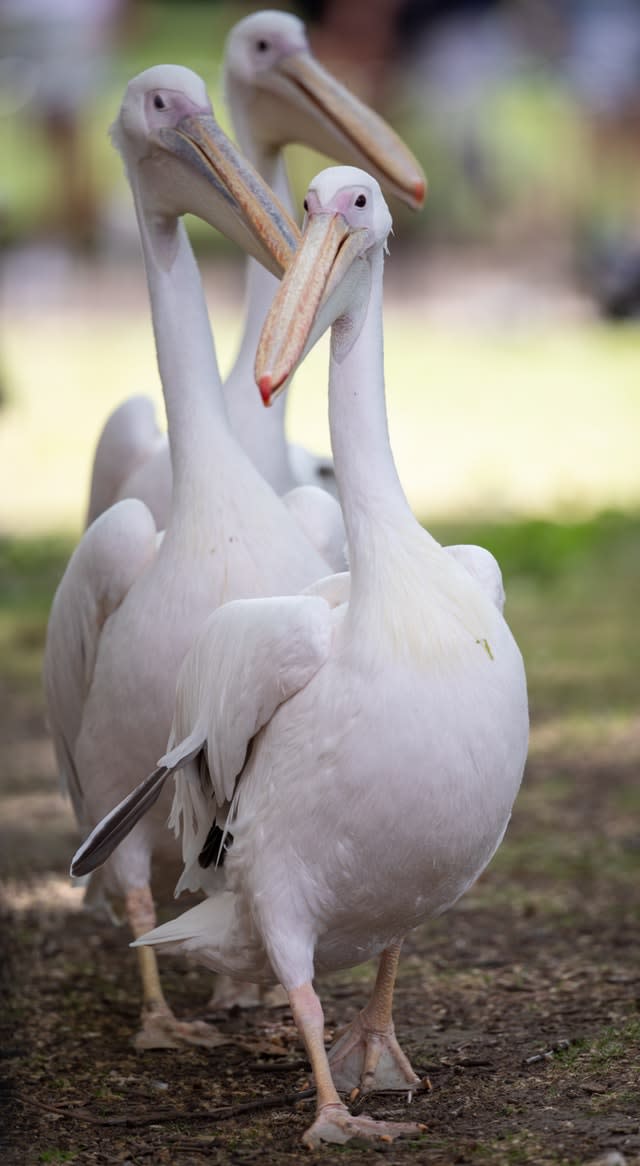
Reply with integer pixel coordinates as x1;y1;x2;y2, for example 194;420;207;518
1;0;639;535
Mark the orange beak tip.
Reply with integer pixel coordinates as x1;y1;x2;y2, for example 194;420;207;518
414;178;427;209
259;374;273;407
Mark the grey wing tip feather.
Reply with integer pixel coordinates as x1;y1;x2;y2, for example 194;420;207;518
70;765;170;878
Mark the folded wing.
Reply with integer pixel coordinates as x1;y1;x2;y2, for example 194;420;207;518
70;593;333;881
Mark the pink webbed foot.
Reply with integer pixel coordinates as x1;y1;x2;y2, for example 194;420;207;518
302;1102;427;1149
134;1004;230;1051
328;1011;422;1097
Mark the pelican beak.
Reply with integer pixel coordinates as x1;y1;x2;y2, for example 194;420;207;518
269;52;426;211
256;212;368;404
156;115;300;277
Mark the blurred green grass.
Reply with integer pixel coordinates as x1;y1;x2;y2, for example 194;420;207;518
3;304;639;534
2;509;638;719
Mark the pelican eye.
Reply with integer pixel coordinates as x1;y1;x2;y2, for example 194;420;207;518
153;94;167;110
355;194;367;208
303;198;309;212
257;39;270;52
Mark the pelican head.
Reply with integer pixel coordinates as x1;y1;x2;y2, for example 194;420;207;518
224;12;426;211
256;166;391;403
112;64;299;276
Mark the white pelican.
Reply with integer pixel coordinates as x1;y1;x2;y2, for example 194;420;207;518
45;66;332;1050
72;167;528;1145
86;10;426;558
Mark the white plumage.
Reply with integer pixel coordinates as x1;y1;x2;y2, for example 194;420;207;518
86;11;425;568
80;167;527;1144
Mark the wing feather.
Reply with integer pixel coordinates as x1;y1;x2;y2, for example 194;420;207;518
44;500;158;824
69;593;333;888
282;484;346;572
70;764;170;877
445;544;505;612
162;594;333;807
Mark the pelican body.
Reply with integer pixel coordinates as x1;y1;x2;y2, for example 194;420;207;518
45;67;331;1048
73;167;528;1144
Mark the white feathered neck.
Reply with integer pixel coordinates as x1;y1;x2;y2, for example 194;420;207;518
329;245;500;661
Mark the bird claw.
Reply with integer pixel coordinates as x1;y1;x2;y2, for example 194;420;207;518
301;1102;427;1148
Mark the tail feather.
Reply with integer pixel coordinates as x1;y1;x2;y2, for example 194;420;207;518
131;892;273;983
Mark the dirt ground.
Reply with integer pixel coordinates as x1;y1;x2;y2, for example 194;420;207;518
1;531;639;1166
2;739;639;1166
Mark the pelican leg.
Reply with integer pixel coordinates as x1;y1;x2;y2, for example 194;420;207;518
289;982;426;1149
125;886;227;1051
327;940;422;1096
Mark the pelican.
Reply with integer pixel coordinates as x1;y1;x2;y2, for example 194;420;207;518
86;10;426;564
44;66;332;1050
73;167;528;1144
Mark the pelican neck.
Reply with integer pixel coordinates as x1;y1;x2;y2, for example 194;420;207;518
133;193;231;513
328;245;426;578
223;116;297;492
